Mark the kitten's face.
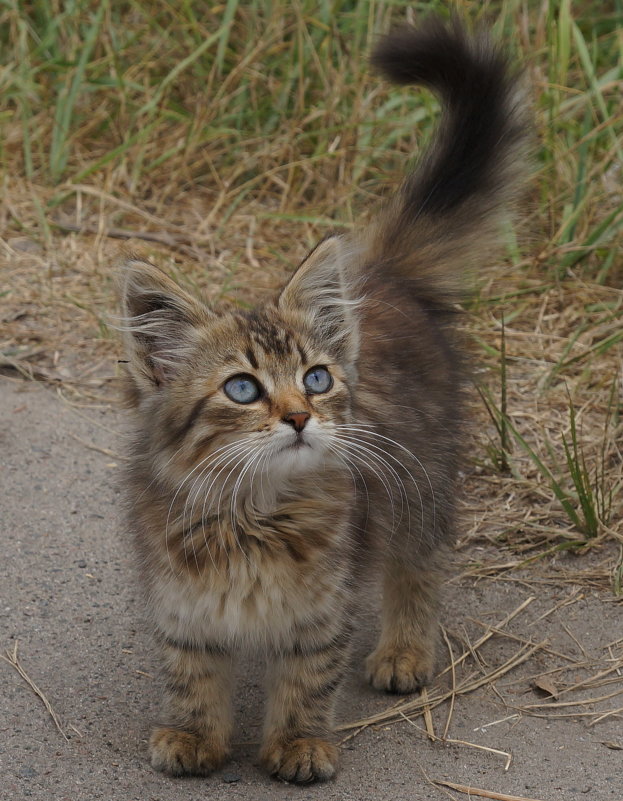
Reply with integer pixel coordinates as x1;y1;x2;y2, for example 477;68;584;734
119;236;359;489
160;307;353;479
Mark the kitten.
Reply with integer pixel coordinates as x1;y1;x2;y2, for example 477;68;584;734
119;17;528;784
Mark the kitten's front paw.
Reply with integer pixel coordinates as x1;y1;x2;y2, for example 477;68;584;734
149;726;229;776
261;737;339;783
365;644;434;694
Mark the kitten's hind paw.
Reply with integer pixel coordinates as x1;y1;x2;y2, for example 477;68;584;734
261;737;339;783
365;644;434;694
149;726;229;776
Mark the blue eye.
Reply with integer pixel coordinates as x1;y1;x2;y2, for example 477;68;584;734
303;366;333;394
223;375;261;404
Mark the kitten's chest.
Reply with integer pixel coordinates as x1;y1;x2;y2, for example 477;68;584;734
148;509;352;647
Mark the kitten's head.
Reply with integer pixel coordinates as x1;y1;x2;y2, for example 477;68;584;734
118;236;360;481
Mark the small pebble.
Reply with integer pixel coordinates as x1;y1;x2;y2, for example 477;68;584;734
18;766;38;778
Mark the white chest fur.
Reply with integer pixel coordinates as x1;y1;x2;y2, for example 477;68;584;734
149;544;343;648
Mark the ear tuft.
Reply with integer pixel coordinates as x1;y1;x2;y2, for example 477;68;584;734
116;257;210;397
278;236;361;368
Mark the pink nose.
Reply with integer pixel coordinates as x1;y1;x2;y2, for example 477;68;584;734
283;412;310;433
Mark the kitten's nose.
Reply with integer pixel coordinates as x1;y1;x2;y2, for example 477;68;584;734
283;411;310;433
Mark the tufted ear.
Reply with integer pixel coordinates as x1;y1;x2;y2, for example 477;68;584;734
278;236;360;368
117;256;212;395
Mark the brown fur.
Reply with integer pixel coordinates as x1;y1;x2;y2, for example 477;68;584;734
118;17;528;784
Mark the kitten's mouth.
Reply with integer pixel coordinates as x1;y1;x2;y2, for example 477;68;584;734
279;434;310;453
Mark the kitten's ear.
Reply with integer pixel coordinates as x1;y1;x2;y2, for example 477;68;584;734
278;236;360;367
117;256;211;393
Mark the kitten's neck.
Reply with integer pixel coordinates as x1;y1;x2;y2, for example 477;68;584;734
174;458;345;528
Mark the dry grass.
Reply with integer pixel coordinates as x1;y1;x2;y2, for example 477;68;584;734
1;643;69;740
1;3;622;580
337;590;623;794
432;783;548;801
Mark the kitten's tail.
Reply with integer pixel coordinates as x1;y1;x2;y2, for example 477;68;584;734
366;16;530;304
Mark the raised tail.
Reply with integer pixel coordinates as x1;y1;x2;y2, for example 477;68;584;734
365;16;530;304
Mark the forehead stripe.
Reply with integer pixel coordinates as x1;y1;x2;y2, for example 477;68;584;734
295;341;308;365
252;329;291;356
245;347;259;370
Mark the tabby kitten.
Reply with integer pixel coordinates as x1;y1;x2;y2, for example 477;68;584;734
119;17;528;784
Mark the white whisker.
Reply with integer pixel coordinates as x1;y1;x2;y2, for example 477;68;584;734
326;444;371;528
210;444;260;563
185;441;253;532
335;424;436;534
186;441;256;573
165;443;241;574
331;439;404;534
335;433;424;540
167;439;254;574
229;445;265;553
248;446;271;520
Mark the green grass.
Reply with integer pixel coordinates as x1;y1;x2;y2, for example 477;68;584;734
477;317;512;475
500;388;614;540
2;1;405;202
2;3;621;238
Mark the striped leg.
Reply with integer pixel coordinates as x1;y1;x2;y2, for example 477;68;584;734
149;637;233;776
366;554;443;693
260;624;351;783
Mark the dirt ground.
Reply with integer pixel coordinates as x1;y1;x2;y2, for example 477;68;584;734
1;376;622;801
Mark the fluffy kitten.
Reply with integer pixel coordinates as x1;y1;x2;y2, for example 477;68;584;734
119;17;528;784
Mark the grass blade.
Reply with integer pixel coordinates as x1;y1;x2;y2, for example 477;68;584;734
49;1;107;181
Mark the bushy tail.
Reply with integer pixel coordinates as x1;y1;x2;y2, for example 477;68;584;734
365;16;530;304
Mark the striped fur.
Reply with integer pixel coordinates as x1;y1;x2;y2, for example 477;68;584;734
119;16;529;784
